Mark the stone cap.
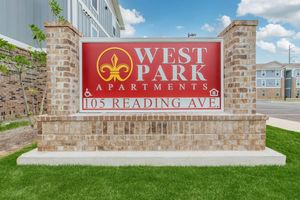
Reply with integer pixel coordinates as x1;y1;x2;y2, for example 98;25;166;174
44;21;82;37
218;20;258;37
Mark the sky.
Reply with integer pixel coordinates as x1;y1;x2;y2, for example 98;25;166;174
118;0;300;64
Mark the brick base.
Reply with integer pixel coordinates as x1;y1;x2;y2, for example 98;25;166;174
37;113;267;151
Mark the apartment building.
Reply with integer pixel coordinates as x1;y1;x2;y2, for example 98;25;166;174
256;61;300;100
0;0;124;120
0;0;124;49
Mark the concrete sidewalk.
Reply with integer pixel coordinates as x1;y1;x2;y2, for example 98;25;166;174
267;117;300;132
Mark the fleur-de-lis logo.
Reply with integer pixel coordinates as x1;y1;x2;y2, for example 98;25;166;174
100;54;129;81
96;47;133;82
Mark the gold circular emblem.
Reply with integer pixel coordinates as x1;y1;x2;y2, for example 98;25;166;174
96;47;133;82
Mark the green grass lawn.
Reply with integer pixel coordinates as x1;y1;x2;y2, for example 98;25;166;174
0;126;299;200
0;120;31;133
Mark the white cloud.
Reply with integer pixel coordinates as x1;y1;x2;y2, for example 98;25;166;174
276;38;295;50
201;24;215;32
237;0;300;28
257;24;295;40
121;24;135;37
120;6;145;37
218;15;231;29
276;38;300;53
200;15;231;34
294;32;300;39
176;25;184;30
257;40;276;53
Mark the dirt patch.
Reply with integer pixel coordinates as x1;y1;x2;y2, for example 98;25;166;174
0;126;37;156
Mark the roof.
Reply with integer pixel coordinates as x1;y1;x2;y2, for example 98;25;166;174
112;0;125;30
256;61;300;70
256;61;283;70
283;63;300;69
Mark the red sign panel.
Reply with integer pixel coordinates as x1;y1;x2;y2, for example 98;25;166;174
80;39;223;112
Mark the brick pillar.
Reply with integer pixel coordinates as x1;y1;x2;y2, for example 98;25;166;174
219;20;258;114
45;21;82;115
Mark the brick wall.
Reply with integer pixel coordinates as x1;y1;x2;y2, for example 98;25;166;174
257;88;282;99
45;21;82;115
0;47;46;121
257;88;284;100
219;20;257;114
37;114;267;151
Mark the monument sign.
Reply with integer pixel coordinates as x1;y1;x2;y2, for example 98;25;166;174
16;21;286;166
80;39;222;111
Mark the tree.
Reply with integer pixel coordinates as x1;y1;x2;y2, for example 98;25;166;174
0;25;47;125
29;25;47;115
0;39;33;125
49;0;65;22
29;24;46;49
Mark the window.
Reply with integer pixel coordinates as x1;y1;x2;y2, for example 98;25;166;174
275;70;280;77
112;18;117;37
91;0;98;12
297;79;300;88
261;70;266;77
275;79;280;87
261;80;266;87
113;26;116;37
91;25;98;37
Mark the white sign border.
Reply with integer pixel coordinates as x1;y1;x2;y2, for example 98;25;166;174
79;37;224;113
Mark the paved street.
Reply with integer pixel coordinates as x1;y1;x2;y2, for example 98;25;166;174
257;100;300;122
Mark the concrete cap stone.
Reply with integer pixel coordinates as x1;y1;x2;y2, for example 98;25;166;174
218;20;258;37
44;21;82;37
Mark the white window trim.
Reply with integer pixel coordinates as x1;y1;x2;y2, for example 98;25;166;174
257;86;282;88
112;19;116;37
72;0;78;28
296;78;300;88
91;24;99;37
67;0;71;22
275;70;281;77
90;0;99;13
261;80;266;87
275;79;281;87
295;69;300;77
256;77;282;80
256;79;281;88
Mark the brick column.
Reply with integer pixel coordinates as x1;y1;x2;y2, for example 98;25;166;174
45;22;82;115
219;20;258;114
